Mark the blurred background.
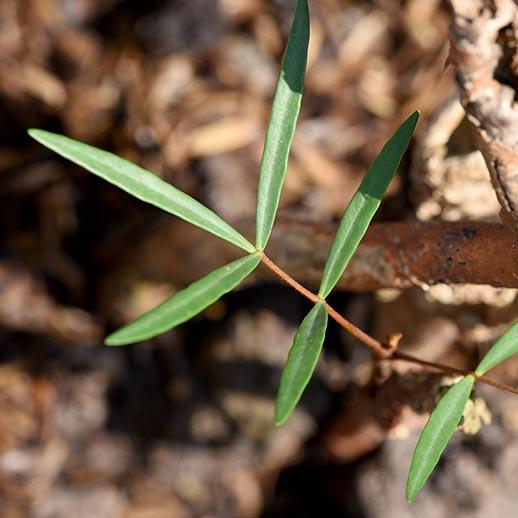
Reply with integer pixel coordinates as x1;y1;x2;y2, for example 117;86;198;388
1;0;518;516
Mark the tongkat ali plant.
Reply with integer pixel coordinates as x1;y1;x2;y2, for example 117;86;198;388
29;0;518;504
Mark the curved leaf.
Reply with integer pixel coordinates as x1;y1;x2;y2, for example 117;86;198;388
255;0;309;250
275;302;328;426
28;129;255;253
406;375;474;503
475;320;518;375
318;111;419;299
105;253;261;346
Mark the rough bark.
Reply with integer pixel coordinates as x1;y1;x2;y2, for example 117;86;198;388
448;0;518;229
264;219;518;291
131;218;518;292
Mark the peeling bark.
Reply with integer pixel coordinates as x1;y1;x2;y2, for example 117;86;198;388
447;0;518;229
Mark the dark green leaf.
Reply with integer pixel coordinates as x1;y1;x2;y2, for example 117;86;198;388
475;320;518;375
28;130;255;252
275;302;328;426
255;0;309;250
406;375;474;502
318;111;419;299
105;253;261;346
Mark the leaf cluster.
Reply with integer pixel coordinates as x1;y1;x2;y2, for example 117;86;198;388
406;320;518;501
28;0;518;502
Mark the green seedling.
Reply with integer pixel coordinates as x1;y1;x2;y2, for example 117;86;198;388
28;0;518;502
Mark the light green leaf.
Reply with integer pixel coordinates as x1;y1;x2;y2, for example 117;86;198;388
406;375;474;503
275;302;328;426
105;253;261;346
255;0;309;250
318;111;419;299
28;129;255;253
475;320;518;375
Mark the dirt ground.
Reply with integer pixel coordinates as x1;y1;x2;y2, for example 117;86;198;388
0;1;517;517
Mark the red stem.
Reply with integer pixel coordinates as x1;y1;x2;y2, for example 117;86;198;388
260;253;518;396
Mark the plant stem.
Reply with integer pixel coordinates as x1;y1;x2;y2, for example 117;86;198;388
260;253;518;396
262;252;399;357
260;253;320;303
473;376;518;396
323;302;389;357
391;351;468;377
393;351;518;395
261;254;388;355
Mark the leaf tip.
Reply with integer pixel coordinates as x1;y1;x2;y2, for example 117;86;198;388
28;128;56;147
275;389;300;426
28;128;44;140
274;408;290;427
405;483;418;504
408;110;420;128
104;332;132;347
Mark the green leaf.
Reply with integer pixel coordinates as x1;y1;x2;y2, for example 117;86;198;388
318;111;420;299
275;302;328;426
105;253;261;346
28;129;255;253
475;320;518;375
406;375;474;503
255;0;309;250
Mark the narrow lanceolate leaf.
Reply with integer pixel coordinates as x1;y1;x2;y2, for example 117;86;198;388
475;320;518;375
318;111;419;299
28;130;255;253
275;302;328;426
255;0;309;250
406;375;474;503
105;253;261;346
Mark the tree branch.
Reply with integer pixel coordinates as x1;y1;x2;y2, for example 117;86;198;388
264;219;518;291
135;218;518;292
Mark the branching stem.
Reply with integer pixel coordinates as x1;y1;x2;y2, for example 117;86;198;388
260;253;518;396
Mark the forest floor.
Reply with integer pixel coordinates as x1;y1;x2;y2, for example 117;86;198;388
0;1;517;516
